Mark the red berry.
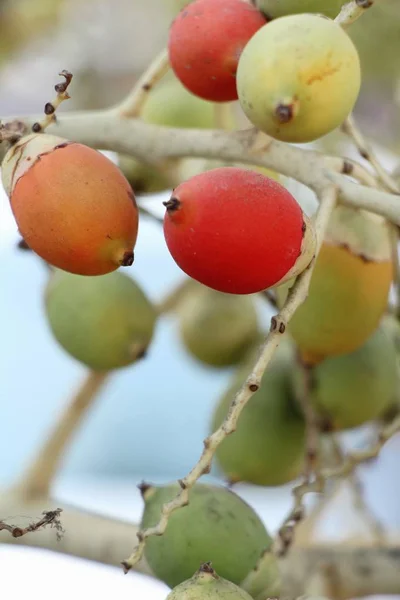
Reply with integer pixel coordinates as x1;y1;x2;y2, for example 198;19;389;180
163;167;315;294
168;0;267;102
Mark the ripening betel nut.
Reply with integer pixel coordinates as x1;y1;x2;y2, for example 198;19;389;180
163;167;316;295
1;133;138;276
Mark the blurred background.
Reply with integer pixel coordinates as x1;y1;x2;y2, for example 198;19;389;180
1;0;400;597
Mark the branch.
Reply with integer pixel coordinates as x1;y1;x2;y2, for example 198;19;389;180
0;491;151;575
3;112;399;227
280;543;400;598
121;186;337;573
13;371;110;500
275;414;400;556
1;489;399;598
0;507;63;539
341;115;400;194
114;49;170;118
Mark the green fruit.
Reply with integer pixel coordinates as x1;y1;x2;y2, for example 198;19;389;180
142;77;215;129
117;154;174;195
212;341;306;485
141;482;271;588
255;0;342;19
237;14;361;143
178;158;280;184
45;270;157;370
292;322;399;430
240;550;281;600
167;564;254;600
179;286;260;368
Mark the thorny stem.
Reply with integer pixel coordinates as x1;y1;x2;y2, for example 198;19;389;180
13;371;109;500
31;70;73;134
275;414;400;556
330;434;386;543
115;49;170;118
294;363;322;480
0;508;64;540
121;187;338;573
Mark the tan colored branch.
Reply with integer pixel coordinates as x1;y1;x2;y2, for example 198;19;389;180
121;186;337;573
280;543;400;598
0;491;151;575
341;115;400;194
0;507;63;539
13;370;110;500
1;489;399;598
2;112;396;226
114;49;170;118
276;414;400;557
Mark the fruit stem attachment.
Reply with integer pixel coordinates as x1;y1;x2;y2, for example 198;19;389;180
275;99;298;124
115;49;170;118
11;370;109;500
163;197;181;212
335;0;377;27
31;70;73;134
121;186;337;575
119;250;135;267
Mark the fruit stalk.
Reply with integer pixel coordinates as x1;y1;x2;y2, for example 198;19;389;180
115;49;170;118
341;114;400;193
275;412;400;556
121;186;337;573
12;370;109;500
335;0;380;27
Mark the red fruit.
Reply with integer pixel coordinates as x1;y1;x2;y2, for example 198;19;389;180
168;0;267;102
163;167;315;294
2;133;138;276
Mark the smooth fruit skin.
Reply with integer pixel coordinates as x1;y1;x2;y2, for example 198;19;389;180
212;341;306;486
45;270;157;370
167;565;254;600
168;0;267;102
237;14;361;143
275;207;393;364
240;550;281;600
118;155;174;195
141;77;215;129
255;0;342;19
179;285;260;367
141;482;271;588
163;167;315;295
292;322;399;430
2;134;138;275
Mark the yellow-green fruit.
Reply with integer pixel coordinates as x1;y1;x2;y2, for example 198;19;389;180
117;154;173;195
142;77;215;129
178;157;280;184
212;341;306;486
276;206;393;364
240;551;281;600
236;14;361;143
179;286;260;368
45;270;157;370
141;483;271;588
255;0;342;19
292;322;399;430
167;565;254;600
